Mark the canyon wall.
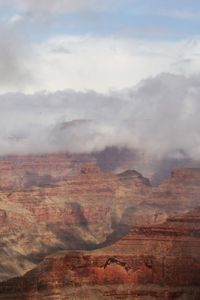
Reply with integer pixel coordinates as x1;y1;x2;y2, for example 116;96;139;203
0;154;200;290
0;210;199;299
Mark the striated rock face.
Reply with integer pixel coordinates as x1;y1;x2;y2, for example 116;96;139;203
0;161;152;281
0;157;200;283
0;153;94;191
0;210;199;299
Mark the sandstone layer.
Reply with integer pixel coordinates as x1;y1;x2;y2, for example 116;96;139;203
0;210;199;299
0;156;200;281
0;163;152;281
0;153;94;191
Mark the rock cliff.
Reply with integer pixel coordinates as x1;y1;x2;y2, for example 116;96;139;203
0;153;94;191
0;210;199;299
0;158;200;283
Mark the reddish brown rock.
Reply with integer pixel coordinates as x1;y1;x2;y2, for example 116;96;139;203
0;153;94;191
0;209;7;225
0;162;152;281
0;210;199;299
0;162;200;282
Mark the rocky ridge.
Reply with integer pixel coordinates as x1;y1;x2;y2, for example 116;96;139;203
0;210;199;299
0;156;200;283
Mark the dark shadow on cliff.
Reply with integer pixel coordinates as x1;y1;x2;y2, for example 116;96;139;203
92;207;136;249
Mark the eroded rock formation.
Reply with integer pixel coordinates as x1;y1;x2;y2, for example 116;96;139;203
0;153;94;191
0;154;200;285
0;161;154;279
0;210;199;299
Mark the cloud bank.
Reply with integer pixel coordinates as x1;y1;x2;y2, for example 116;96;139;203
1;34;200;94
0;27;33;91
0;73;200;163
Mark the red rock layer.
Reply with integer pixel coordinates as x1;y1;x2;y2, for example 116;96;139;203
0;163;200;280
0;162;153;281
0;153;94;191
1;165;200;282
0;210;199;299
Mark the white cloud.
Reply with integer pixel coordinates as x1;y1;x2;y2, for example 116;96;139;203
1;35;200;94
0;26;33;92
8;14;24;24
0;73;200;162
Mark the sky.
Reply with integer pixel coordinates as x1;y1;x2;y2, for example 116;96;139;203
0;0;200;163
0;0;200;93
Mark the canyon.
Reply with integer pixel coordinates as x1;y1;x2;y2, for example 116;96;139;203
0;153;200;299
0;209;199;299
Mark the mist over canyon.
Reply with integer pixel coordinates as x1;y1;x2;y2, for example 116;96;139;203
0;1;200;299
1;73;200;184
0;73;200;299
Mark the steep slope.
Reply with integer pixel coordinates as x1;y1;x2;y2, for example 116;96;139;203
0;153;94;191
0;210;199;299
0;163;152;281
0;164;200;282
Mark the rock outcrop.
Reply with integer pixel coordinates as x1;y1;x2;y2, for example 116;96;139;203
0;162;152;281
0;153;94;191
0;210;199;299
0;157;200;282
